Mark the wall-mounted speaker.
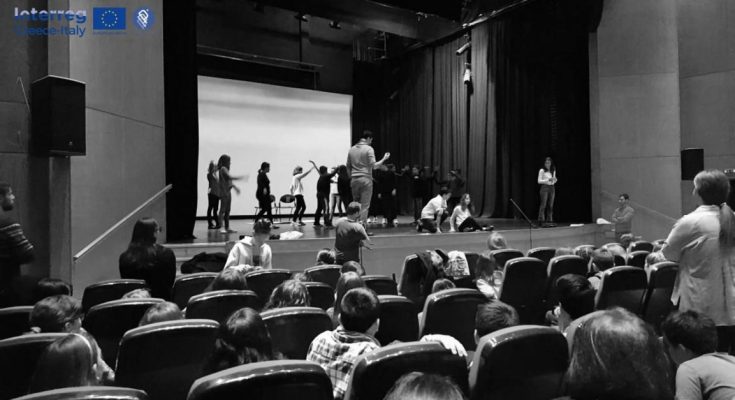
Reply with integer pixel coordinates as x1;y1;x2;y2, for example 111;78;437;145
681;148;703;181
31;75;86;156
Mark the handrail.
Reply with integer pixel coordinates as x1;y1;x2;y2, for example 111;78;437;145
73;184;173;262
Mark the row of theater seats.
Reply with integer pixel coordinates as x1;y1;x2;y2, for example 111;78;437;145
10;324;571;400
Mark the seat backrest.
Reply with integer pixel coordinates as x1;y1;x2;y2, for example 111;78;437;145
345;342;468;400
544;256;588;308
613;254;626;266
627;251;650;269
470;325;568;400
397;255;425;312
302;282;334;310
594;266;647;314
187;360;333;400
186;290;261;323
16;386;149;400
464;252;479;279
642;262;679;332
83;298;164;366
244;269;292;304
82;279;147;312
172;273;219;309
116;319;219;400
0;306;33;340
498;257;548;324
526;247;556;266
375;295;419;346
631;241;654;252
0;333;66;400
572;244;595;254
488;249;524;269
419;288;487;349
304;265;342;289
362;275;398;295
261;307;332;359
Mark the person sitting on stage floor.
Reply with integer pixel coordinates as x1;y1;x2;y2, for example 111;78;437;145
587;248;615;290
224;221;273;269
417;187;451;233
486;232;508;251
449;193;490;232
341;260;365;276
334;202;371;265
315;248;336;265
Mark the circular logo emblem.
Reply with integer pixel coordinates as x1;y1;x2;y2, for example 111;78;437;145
134;7;154;30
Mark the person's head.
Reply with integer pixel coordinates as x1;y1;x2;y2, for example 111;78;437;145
252;220;272;245
339;287;380;335
333;272;365;319
486;232;508;251
30;295;83;333
319;165;328;174
204;307;277;374
341;261;365;276
347;202;361;219
556;274;596;330
0;182;15;211
360;130;374;144
29;334;99;393
475;253;499;281
130;218;160;246
411;165;420;175
575;246;594;264
337;165;348;178
207;268;248;292
591;248;615;272
693;169;735;246
139;302;182;326
383;372;465;400
618;193;630;207
619;234;635;249
439;187;450;200
264;280;310;310
431;278;455;293
291;272;310;282
33;278;72;303
292;165;303;175
554;247;574;256
208;161;216;174
661;310;718;365
316;248;336;265
566;308;672;400
460;193;472;210
543;157;555;172
475;301;519;340
644;251;666;269
217;154;231;169
260;162;270;173
122;288;152;299
652;239;666;252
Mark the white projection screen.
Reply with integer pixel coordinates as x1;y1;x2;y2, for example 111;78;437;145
197;76;353;217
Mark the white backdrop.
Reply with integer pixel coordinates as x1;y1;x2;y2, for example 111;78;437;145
197;76;353;217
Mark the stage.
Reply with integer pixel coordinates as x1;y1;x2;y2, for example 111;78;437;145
166;217;611;278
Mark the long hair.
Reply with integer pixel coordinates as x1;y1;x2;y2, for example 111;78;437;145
29;334;98;393
208;161;216;174
332;272;365;324
693;169;735;247
566;308;673;400
217;154;231;170
203;308;278;374
542;157;556;173
264;280;310;310
384;372;464;400
459;193;474;214
121;218;160;267
205;268;248;292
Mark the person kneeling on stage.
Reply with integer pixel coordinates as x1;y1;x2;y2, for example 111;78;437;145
417;187;450;233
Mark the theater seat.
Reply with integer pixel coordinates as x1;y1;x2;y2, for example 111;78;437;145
362;275;398;295
397;255;425;312
499;257;547;324
488;249;524;270
572;244;595;254
172;273;218;309
526;247;556;266
544;255;588;309
642;262;678;333
83;298;164;366
302;282;334;310
261;307;332;359
470;326;568;400
613;254;626;266
186;290;260;323
375;295;419;346
344;341;469;400
82;279;147;312
419;288;487;349
304;265;341;289
630;240;654;252
0;333;66;400
244;269;292;304
0;306;33;339
594;266;647;314
626;251;650;269
16;386;149;400
464;252;479;278
187;360;333;400
116;319;219;400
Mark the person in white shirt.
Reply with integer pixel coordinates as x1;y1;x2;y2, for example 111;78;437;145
290;160;317;226
224;220;273;269
537;157;557;224
417;188;450;233
449;193;486;232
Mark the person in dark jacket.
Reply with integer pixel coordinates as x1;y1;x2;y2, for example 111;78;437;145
0;182;34;307
119;218;176;300
254;162;278;228
315;165;338;227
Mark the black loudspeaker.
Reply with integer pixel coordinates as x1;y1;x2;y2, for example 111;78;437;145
31;75;86;156
726;170;735;210
681;148;704;181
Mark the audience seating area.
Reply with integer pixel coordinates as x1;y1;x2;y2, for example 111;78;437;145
14;386;149;400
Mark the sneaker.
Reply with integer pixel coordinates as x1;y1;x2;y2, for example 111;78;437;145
366;231;375;237
314;223;323;227
382;218;387;225
219;228;227;234
227;229;237;233
393;219;399;226
298;221;306;226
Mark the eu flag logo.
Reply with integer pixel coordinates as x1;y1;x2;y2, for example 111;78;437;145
93;8;126;30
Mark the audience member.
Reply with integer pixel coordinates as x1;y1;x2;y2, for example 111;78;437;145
417;187;450;233
574;246;594;266
431;278;455;293
587;248;615;290
28;333;101;393
383;372;465;400
0;182;34;307
334;202;371;264
291;272;310;282
122;288;152;299
555;247;574;256
652;239;666;252
475;301;519;339
119;218;176;300
316;248;336;265
661;310;735;400
619;233;635;251
203;307;281;375
341;260;365;276
328;272;365;327
644;251;667;278
139;301;183;326
555;274;596;331
565;308;673;400
224;220;273;269
205;268;248;292
32;278;72;303
603;242;627;263
486;232;508;251
263;280;310;310
662;169;735;354
474;253;500;300
611;193;635;242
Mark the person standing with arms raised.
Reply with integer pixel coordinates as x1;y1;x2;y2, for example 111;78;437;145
346;130;389;233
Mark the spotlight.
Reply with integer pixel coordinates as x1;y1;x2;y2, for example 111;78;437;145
253;2;264;13
455;42;471;56
295;13;308;22
329;20;341;29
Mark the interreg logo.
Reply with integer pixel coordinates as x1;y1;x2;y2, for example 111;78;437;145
13;7;87;37
134;8;154;30
93;7;126;31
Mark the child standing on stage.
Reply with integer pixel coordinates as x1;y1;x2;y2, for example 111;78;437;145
290;161;317;227
417;187;451;233
206;161;220;230
217;154;242;234
315;165;337;227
